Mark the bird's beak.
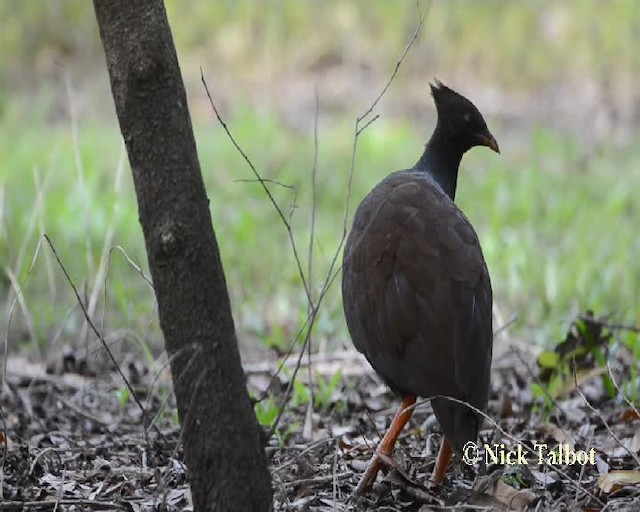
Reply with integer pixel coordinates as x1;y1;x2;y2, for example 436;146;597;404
476;133;500;154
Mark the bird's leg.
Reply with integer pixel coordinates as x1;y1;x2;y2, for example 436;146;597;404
354;394;417;494
430;436;453;486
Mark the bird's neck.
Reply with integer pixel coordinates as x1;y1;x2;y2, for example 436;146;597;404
415;129;464;201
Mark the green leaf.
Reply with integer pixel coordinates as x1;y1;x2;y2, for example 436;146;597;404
538;351;560;369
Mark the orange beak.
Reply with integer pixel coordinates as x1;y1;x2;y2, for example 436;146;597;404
476;133;500;154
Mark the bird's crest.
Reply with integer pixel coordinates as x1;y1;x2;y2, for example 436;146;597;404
429;79;457;106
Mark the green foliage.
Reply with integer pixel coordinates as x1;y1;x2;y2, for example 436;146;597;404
314;369;343;412
3;1;637;94
114;386;130;411
533;314;639;414
254;395;279;428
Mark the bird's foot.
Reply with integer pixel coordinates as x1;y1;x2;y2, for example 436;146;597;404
353;455;382;495
353;451;398;495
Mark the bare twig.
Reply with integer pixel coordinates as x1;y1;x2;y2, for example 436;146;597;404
43;234;146;416
200;70;313;307
304;88;321;440
572;359;640;467
283;471;353;489
233;178;294;189
203;1;426;443
0;500;127;511
308;87;320;311
494;313;518;337
606;362;640;419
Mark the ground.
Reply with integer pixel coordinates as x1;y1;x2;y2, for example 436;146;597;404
2;314;639;510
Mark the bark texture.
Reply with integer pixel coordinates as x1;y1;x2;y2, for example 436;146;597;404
92;1;273;510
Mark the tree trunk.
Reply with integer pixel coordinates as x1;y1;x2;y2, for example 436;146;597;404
92;1;273;510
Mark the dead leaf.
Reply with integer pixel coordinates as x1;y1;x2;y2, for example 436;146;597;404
620;409;640;422
597;470;640;493
538;423;574;449
473;475;536;511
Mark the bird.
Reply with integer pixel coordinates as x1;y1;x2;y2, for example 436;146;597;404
342;80;499;493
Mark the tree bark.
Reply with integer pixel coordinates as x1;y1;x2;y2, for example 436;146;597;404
92;1;272;510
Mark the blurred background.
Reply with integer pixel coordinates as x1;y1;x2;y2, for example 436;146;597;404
1;1;638;366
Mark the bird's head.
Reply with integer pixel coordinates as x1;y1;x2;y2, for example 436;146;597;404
430;80;499;155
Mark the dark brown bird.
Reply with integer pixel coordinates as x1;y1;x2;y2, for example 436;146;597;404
342;80;498;492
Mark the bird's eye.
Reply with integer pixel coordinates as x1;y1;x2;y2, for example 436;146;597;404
463;112;471;123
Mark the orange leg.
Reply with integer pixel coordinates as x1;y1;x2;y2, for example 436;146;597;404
430;436;453;486
354;395;417;494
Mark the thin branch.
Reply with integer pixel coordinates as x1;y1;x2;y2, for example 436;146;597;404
233;178;294;190
43;234;146;416
573;358;640;467
305;87;321;439
606;362;640;419
200;69;313;307
204;2;426;443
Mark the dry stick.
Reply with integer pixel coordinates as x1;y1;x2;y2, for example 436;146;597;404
200;70;312;308
200;72;315;419
493;313;518;338
308;87;320;327
100;244;156;413
233;178;294;189
269;1;427;441
199;74;317;439
208;4;426;443
332;438;340;505
147;343;202;435
572;358;640;467
43;234;146;416
574;431;595;509
271;436;335;474
53;468;65;512
607;362;640;419
0;500;127;511
320;5;426;324
305;87;321;440
283;471;353;489
266;307;319;439
0;403;7;498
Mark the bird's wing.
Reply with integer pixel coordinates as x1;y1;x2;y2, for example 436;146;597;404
342;171;492;410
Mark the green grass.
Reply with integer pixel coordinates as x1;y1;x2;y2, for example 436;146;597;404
1;0;638;360
1;97;638;356
2;1;637;92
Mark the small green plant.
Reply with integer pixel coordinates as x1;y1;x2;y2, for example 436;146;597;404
314;369;343;412
114;386;130;411
534;312;633;414
262;323;289;354
253;395;279;428
274;421;301;445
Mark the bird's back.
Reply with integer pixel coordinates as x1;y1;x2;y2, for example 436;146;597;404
342;169;493;453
